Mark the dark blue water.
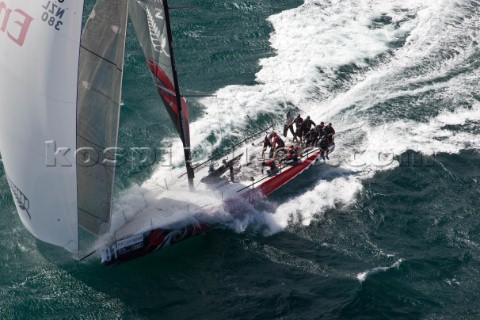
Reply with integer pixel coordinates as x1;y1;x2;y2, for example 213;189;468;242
1;0;480;318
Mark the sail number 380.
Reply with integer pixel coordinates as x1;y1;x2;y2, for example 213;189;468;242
41;1;65;31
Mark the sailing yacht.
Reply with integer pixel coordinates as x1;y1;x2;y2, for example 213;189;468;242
0;0;331;265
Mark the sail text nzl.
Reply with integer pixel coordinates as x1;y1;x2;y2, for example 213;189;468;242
0;1;33;47
41;1;66;31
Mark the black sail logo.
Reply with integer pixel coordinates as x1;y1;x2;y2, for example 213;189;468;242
6;176;31;220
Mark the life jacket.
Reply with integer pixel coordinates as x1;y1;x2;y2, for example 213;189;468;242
274;136;285;148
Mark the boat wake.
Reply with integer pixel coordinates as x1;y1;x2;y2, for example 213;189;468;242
114;0;480;238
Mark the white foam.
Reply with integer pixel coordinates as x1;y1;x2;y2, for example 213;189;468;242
114;0;479;237
357;258;403;283
272;175;363;232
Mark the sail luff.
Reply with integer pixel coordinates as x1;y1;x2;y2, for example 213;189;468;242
162;0;195;188
77;0;129;235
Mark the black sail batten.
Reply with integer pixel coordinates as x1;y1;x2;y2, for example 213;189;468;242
163;0;195;189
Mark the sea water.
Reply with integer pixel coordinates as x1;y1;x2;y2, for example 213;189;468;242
0;0;479;318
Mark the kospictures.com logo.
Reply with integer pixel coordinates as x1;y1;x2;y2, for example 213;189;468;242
44;141;436;170
45;141;174;169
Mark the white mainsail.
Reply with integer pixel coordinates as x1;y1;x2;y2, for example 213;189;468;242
0;1;84;254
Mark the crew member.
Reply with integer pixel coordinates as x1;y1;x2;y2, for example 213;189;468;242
270;132;285;158
319;136;330;160
283;145;299;164
283;111;295;138
301;116;316;141
324;122;335;144
261;131;273;158
304;128;318;147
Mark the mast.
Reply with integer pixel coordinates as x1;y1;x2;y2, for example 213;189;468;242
162;0;195;190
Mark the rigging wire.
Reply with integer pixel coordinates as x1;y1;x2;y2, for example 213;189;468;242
234;96;256;127
79;249;97;261
266;60;290;110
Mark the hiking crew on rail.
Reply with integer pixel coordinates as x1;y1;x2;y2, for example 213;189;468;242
264;112;336;161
